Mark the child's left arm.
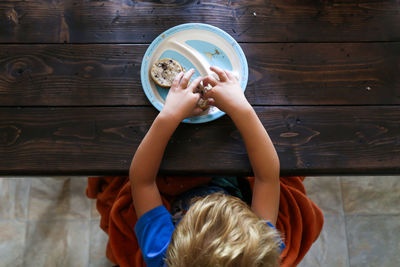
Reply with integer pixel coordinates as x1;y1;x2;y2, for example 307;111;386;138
129;69;203;218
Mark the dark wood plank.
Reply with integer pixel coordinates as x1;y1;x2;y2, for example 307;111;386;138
244;42;400;105
0;44;148;106
1;43;399;106
1;106;399;175
1;0;400;43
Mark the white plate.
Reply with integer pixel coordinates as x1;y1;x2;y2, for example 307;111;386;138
141;23;248;123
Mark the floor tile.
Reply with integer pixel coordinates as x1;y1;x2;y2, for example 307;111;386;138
28;177;90;220
341;176;400;215
298;213;349;267
303;176;343;214
91;199;101;220
89;220;113;267
0;178;30;220
24;220;90;266
346;215;400;267
0;220;26;266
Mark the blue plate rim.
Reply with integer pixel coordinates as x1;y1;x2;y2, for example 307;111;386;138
140;23;248;124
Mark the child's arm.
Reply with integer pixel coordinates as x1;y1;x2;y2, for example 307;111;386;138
204;67;280;224
129;69;203;218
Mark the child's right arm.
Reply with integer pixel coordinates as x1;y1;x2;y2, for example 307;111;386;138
204;67;280;225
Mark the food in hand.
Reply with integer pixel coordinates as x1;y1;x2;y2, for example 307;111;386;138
150;58;183;88
195;81;212;110
151;58;213;110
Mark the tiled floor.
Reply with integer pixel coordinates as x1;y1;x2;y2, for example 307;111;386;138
299;176;400;267
0;176;399;267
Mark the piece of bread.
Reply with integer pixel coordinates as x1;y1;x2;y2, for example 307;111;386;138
195;81;212;110
150;58;183;88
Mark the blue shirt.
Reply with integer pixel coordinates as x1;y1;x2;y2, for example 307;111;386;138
134;187;285;267
134;205;173;267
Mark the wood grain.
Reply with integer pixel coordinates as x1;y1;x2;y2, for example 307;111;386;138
1;106;399;175
0;44;148;106
1;0;399;43
1;43;399;106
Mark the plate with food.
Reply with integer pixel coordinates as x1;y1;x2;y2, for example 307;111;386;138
141;23;248;123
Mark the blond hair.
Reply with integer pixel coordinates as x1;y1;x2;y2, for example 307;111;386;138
165;193;281;267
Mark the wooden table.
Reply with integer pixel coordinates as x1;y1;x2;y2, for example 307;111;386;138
1;0;399;176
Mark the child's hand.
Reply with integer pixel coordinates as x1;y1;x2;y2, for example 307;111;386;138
161;69;203;122
203;66;250;116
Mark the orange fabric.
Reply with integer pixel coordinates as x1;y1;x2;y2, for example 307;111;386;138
86;176;323;267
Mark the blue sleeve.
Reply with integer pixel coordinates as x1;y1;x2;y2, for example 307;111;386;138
266;221;286;253
135;205;175;267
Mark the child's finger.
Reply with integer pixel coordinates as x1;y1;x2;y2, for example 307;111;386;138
206;98;215;106
224;70;236;81
203;76;218;87
172;71;184;89
191;92;201;108
188;76;203;93
191;106;204;117
180;69;195;89
210;66;228;82
203;87;215;99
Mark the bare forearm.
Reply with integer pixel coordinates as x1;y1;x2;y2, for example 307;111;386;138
129;70;202;218
129;113;179;185
230;104;280;181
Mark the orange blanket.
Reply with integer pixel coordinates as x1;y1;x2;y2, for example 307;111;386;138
86;176;323;267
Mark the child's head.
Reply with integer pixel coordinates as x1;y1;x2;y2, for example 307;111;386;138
165;193;281;267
